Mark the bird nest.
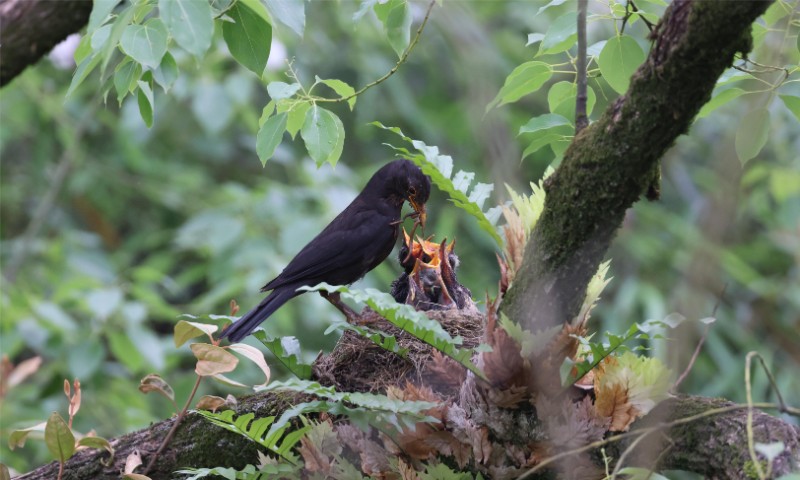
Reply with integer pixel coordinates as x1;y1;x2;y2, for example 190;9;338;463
313;232;485;393
312;307;484;394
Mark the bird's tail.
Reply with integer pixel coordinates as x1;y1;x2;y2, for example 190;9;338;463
219;288;298;343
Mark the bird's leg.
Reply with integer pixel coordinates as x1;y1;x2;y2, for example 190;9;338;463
319;291;360;324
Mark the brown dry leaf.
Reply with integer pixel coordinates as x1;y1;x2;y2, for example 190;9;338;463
595;381;639;431
486;385;529;408
195;395;228;412
124;450;144;474
470;426;492;464
68;379;82;419
425;431;471;468
398;458;418;480
298;420;341;473
426;350;466;391
394;422;438;460
2;356;42;395
445;403;492;465
592;355;618;386
544;396;609;449
360;437;392;477
546;323;586;366
482;326;525;388
496;253;510;296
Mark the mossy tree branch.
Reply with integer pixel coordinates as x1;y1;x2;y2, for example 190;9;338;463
501;0;772;331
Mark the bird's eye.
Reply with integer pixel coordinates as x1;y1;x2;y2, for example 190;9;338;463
408;186;417;196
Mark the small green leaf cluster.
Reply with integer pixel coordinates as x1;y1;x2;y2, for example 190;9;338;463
8;380;113;480
565;313;708;386
73;0;293;126
257;79;350;168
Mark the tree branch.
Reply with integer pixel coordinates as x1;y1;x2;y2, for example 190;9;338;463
0;0;92;87
501;0;772;331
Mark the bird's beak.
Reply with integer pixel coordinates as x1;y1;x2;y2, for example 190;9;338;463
409;198;426;227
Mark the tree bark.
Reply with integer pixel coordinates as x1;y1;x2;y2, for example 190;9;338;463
16;390;799;480
501;0;772;332
0;0;93;87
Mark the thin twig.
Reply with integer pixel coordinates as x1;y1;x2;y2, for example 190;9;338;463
575;0;589;133
673;283;727;391
144;375;204;474
314;0;436;104
745;352;767;480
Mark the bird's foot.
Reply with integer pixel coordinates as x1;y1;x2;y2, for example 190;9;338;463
320;291;361;324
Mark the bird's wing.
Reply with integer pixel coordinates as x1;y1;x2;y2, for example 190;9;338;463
261;207;397;292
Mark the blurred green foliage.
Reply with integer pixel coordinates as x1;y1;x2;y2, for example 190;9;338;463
1;0;798;475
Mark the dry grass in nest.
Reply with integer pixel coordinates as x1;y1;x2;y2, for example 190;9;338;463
312;307;485;394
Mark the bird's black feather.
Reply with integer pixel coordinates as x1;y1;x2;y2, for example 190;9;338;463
220;159;431;342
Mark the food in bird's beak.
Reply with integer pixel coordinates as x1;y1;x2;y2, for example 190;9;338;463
409;198;426;228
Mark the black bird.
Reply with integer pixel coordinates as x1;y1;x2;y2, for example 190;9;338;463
220;159;431;342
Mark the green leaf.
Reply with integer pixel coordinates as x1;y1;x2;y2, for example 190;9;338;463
253;332;314;379
88;0;121;32
45;412;75;462
284;101;311;139
519;113;572;135
779;95;800;122
263;0;306;37
222;1;273;77
100;3;136;75
266;81;301;100
174;319;218;347
74;34;93;64
325;319;408;357
735;108;770;164
536;0;569;15
91;24;113;51
66;54;102;97
598;34;645;94
120;19;168;68
769;168;800;203
136;80;154;128
153;51;179;92
159;0;213;57
547;81;596;122
488;61;552;110
373;0;412;57
301;106;345;167
317;77;357;110
538;12;577;56
762;1;789;26
257;112;287;165
697;87;746;118
114;58;141;104
76;436;114;457
8;422;46;450
109;331;145;372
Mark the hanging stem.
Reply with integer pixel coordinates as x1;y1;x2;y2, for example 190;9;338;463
575;0;589;133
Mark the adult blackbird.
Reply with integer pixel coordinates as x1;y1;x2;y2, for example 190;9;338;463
220;159;431;342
